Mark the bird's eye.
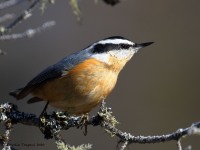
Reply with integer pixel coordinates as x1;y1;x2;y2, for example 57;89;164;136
133;43;138;47
120;44;130;49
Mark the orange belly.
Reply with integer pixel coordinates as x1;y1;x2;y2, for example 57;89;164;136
32;58;118;114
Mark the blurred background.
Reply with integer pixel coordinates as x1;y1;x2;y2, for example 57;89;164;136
0;0;200;149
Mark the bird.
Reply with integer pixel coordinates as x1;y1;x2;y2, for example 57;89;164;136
9;36;153;115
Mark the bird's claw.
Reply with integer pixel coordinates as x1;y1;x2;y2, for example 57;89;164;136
78;113;89;136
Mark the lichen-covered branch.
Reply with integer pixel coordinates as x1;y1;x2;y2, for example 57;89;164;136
0;102;200;150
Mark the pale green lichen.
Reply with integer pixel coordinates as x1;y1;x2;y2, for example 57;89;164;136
69;0;81;21
56;141;92;150
40;0;55;14
40;0;81;21
0;26;6;34
98;103;119;137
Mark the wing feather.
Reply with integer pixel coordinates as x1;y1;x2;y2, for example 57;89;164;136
9;48;92;100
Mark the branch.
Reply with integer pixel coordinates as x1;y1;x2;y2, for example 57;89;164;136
0;0;25;10
0;20;56;40
0;0;40;35
0;14;15;23
0;102;200;150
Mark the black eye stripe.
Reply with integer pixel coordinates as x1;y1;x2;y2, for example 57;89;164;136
92;43;132;53
92;44;110;53
120;44;132;49
133;43;137;47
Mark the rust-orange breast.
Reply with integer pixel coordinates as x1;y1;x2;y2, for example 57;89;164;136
32;58;118;114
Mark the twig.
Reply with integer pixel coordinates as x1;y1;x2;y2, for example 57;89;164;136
0;20;56;40
119;141;128;150
177;139;182;150
0;0;25;10
0;14;15;23
0;0;40;35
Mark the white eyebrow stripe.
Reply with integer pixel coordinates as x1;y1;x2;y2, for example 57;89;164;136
97;39;134;45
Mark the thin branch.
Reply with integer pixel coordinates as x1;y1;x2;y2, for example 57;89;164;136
0;14;15;23
177;139;182;150
0;0;25;10
0;20;56;40
0;0;40;35
119;141;128;150
102;122;200;144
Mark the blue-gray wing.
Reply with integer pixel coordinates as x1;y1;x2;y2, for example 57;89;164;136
9;64;65;99
9;49;92;100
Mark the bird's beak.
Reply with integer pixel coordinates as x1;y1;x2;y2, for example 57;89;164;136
137;42;154;48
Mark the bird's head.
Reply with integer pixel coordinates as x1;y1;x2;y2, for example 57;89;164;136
88;36;153;71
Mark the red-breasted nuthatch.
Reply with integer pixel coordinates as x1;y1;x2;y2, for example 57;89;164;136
10;36;153;115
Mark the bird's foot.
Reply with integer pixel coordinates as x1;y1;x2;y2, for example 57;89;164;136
39;102;49;118
78;113;89;136
38;102;50;137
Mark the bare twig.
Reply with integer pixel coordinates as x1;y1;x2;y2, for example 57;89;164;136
0;0;40;35
177;139;182;150
0;20;56;40
0;14;15;23
0;0;25;10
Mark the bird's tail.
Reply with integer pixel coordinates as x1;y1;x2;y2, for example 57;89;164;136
9;88;24;100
